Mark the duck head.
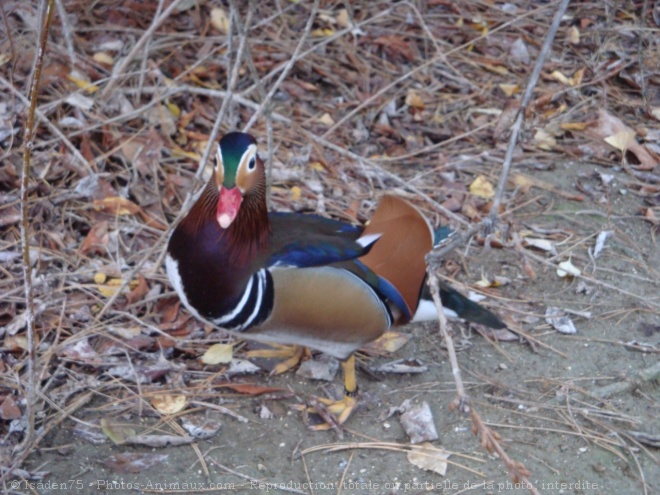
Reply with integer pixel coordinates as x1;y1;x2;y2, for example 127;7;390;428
214;132;265;229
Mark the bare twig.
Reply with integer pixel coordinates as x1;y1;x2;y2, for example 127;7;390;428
484;0;572;231
18;0;55;455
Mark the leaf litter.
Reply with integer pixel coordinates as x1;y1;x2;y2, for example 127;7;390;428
1;0;659;493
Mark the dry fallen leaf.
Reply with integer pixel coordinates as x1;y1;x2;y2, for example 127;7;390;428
361;331;411;354
201;343;233;365
407;443;450;476
469;175;495;198
336;8;350;28
405;90;424;110
210;7;230;34
534;128;557;150
92;52;114;65
545;307;577;334
79;221;109;256
550;70;571;85
498;83;519;96
604;129;636;154
66;73;99;93
151;394;187;415
567;26;580;44
93;197;141;216
399;400;438;444
557;259;581;277
317;113;335;126
586;109;658;169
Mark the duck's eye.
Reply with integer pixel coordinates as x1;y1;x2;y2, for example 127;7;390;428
247;156;256;171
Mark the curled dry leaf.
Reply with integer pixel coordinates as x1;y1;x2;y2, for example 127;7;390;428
210;7;230;34
125;273;149;305
545;307;577;334
557;259;581;277
151;394;187;415
523;237;557;255
498;83;519;97
567;26;580;44
399;401;438;444
79;221;109;256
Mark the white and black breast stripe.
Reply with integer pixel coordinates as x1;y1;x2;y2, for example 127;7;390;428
213;269;274;331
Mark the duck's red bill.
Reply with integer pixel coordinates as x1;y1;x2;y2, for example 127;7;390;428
217;186;243;229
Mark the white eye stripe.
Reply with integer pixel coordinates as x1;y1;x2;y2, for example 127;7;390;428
240;144;258;174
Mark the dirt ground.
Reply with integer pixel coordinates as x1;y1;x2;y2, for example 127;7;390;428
1;1;659;494
21;160;659;495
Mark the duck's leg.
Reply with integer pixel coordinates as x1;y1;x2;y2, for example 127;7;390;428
309;354;359;430
246;344;309;375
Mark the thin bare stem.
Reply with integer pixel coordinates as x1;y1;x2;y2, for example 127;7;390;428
19;0;56;454
484;0;572;230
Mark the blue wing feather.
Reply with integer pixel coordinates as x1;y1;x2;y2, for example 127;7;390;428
267;212;368;268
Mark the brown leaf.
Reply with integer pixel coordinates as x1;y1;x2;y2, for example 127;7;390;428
0;395;21;420
79;221;109;256
157;296;181;323
0;206;20;228
585;109;659;170
372;35;416;61
125;274;149;305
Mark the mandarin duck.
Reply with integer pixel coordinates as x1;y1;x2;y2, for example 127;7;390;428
166;132;505;427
